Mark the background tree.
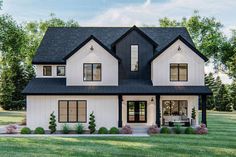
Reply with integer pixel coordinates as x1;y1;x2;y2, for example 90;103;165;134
229;81;236;110
205;73;217;109
215;84;233;112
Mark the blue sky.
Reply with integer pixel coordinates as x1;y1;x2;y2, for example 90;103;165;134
1;0;235;83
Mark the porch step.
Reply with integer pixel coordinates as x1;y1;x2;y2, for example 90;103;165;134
132;127;148;134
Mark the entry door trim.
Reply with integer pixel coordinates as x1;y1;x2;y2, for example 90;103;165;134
127;101;147;123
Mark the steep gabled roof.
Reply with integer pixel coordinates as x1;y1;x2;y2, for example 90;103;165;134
111;25;158;48
150;35;208;62
63;35;120;61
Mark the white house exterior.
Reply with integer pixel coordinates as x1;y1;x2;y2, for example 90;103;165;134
23;26;212;131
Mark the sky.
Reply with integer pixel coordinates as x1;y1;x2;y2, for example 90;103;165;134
1;0;235;83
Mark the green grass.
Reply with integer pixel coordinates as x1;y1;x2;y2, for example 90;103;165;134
0;108;25;125
0;111;236;157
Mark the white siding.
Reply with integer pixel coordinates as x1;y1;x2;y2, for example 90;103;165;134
152;39;205;86
35;65;66;78
66;39;118;86
27;95;118;130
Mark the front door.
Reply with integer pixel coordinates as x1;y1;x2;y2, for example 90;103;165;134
127;101;147;123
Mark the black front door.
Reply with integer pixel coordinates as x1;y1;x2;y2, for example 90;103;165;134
127;101;147;123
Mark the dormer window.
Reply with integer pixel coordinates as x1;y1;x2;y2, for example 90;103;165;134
131;45;138;71
43;66;52;76
170;63;188;81
57;66;65;76
83;63;101;81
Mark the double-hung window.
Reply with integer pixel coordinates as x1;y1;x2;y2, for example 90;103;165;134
83;63;101;81
43;66;52;76
170;63;188;81
57;66;65;76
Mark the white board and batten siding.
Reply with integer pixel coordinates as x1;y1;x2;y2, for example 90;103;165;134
66;39;119;86
151;39;205;86
27;95;118;130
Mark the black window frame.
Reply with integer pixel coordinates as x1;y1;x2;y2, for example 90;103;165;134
57;66;66;76
83;63;102;81
162;100;188;116
43;66;52;76
58;100;87;123
170;63;188;81
130;44;139;72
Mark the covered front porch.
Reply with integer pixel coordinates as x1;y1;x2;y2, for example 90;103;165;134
118;95;207;128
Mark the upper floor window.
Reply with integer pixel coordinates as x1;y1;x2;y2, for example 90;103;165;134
170;63;188;81
43;66;52;76
83;63;101;81
57;66;65;76
131;45;138;71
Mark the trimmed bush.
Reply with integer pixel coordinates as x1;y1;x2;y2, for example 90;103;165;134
109;127;119;134
185;127;195;134
196;123;208;134
20;127;31;134
173;125;182;134
120;125;132;134
98;127;109;134
147;125;160;134
62;124;70;134
75;123;84;134
49;112;57;134
6;125;17;134
160;127;171;134
34;127;45;134
88;112;96;134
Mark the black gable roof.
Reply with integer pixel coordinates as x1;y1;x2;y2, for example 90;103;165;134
32;27;195;64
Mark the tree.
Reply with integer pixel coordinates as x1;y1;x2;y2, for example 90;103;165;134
205;73;216;109
49;112;57;134
88;112;96;134
215;84;233;112
191;107;196;119
229;81;236;110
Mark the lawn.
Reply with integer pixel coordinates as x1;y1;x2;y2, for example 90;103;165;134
0;108;25;125
0;111;235;157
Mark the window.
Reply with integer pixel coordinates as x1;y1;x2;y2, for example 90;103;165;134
162;100;188;116
43;66;52;76
131;45;138;71
57;66;65;76
170;63;188;81
83;63;101;81
58;100;87;123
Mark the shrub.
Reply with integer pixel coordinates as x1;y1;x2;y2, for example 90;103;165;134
173;125;182;134
185;127;195;134
98;127;109;134
160;127;171;134
88;112;96;134
75;123;84;134
34;127;45;134
109;127;119;134
62;124;70;134
196;123;208;134
20;127;31;134
120;125;132;134
6;125;17;134
49;112;57;134
147;125;160;134
191;107;196;119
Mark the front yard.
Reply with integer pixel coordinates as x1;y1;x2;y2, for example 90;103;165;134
0;108;25;125
0;111;235;156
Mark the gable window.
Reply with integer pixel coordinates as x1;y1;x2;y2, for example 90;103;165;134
43;66;52;76
58;100;87;123
170;63;188;81
131;45;138;71
83;63;101;81
57;66;65;76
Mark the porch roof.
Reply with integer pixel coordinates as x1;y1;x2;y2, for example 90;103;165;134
22;78;212;95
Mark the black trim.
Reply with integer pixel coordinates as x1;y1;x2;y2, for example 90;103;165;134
83;63;102;81
156;95;161;127
63;35;121;62
118;95;122;127
170;63;188;82
111;25;158;48
57;66;66;76
150;35;208;62
58;100;87;123
43;66;52;76
127;101;147;123
201;95;207;126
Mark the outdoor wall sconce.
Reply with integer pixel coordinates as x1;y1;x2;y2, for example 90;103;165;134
90;45;94;51
177;45;181;51
151;97;154;102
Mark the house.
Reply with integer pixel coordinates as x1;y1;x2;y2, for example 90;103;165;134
23;26;212;130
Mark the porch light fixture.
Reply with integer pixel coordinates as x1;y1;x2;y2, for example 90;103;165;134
177;45;181;51
90;45;94;51
151;97;154;102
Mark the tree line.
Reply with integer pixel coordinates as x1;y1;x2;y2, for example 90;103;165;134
0;3;235;111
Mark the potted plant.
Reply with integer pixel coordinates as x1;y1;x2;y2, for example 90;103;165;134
191;107;196;126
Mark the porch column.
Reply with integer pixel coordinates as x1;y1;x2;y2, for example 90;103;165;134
156;95;161;127
201;95;207;126
118;95;122;128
